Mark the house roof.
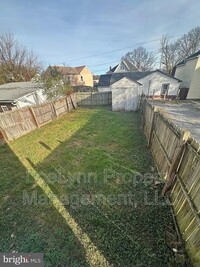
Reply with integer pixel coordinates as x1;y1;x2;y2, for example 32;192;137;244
50;65;88;75
93;75;100;80
55;66;79;75
108;59;140;73
75;66;86;74
123;59;140;71
186;50;200;60
176;59;186;66
109;65;118;73
176;49;200;66
0;81;43;102
98;70;181;87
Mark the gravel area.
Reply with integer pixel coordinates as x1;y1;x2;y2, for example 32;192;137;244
149;100;200;143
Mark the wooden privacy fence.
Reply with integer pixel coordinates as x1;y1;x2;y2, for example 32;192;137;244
0;94;77;142
76;92;112;106
141;98;200;266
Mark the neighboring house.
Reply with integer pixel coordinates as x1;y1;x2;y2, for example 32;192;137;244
98;70;181;110
49;65;93;87
174;50;200;99
0;81;46;112
107;59;140;74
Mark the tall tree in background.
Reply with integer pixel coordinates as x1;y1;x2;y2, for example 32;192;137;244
160;27;200;74
123;46;157;71
0;33;42;84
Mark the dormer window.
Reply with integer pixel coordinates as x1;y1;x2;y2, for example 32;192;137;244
120;65;125;70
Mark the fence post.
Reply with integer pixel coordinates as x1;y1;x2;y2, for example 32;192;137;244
70;94;76;109
51;102;58;117
65;96;69;111
161;130;190;196
29;107;39;128
0;126;8;143
148;106;158;147
91;92;93;107
142;98;146;128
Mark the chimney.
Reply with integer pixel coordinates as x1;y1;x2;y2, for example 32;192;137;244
110;66;112;70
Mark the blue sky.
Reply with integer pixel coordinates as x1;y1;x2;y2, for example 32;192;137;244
0;0;200;74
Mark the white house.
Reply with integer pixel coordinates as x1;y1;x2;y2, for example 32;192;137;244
138;70;180;98
98;70;181;110
174;50;200;99
0;81;47;113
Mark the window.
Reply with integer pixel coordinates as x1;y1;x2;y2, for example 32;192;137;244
120;65;125;70
161;83;170;95
81;76;83;81
1;105;9;112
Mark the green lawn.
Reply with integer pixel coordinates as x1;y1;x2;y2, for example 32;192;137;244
0;107;176;266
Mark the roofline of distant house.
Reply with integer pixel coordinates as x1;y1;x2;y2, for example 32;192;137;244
152;69;182;82
176;54;200;67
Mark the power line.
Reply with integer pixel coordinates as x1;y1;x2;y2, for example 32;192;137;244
88;59;120;68
89;49;161;68
68;38;162;62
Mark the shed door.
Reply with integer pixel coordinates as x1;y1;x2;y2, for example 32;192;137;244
124;88;138;111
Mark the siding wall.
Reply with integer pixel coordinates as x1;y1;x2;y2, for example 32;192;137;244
139;72;180;97
188;58;200;99
175;58;198;89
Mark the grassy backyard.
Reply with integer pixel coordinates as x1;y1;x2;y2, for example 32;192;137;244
0;107;176;266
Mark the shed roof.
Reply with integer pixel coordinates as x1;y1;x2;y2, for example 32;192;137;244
111;76;142;86
0;81;43;102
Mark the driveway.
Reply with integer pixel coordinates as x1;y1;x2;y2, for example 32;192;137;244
149;100;200;143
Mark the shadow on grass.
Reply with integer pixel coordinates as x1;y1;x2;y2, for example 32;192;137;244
1;107;176;266
0;143;92;267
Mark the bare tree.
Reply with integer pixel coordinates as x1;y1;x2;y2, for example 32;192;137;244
0;33;42;84
177;27;200;59
123;46;157;71
160;27;200;74
160;35;180;74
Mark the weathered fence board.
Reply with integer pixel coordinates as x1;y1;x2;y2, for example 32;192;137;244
141;98;200;266
53;98;68;117
76;92;112;106
0;108;37;140
0;94;77;142
32;102;55;126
